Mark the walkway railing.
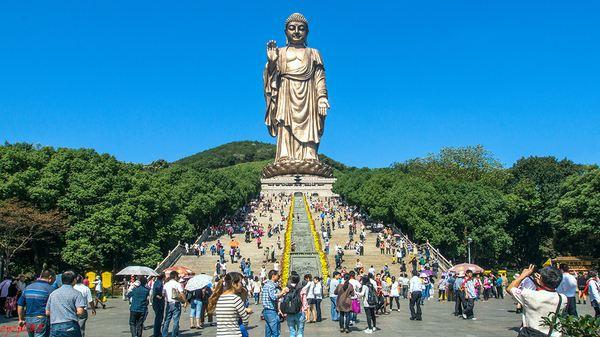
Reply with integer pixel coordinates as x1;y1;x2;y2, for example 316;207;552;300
388;224;452;272
155;227;211;273
424;241;452;271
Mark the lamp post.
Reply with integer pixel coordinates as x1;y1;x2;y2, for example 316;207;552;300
467;237;473;264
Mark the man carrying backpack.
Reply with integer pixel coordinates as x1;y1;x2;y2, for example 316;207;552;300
281;273;306;337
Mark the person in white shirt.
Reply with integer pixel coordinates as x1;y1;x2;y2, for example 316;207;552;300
162;271;185;337
93;276;106;309
355;259;363;273
74;275;96;337
358;276;377;333
328;272;341;321
556;264;578;316
368;266;375;276
303;274;317;323
273;261;280;272
348;271;362;325
251;276;262;305
508;265;567;337
408;271;424;320
399;274;410;299
389;276;401;311
313;277;324;322
587;271;600;317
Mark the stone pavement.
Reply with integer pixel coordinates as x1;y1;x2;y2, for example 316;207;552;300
1;296;593;337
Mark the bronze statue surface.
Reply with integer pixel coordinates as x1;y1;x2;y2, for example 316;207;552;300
263;13;333;178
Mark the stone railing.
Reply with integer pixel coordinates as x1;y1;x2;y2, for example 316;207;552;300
155;228;211;273
424;241;452;272
389;224;452;272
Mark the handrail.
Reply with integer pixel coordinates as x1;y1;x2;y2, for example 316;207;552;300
155;227;212;273
155;242;184;273
388;224;451;272
424;242;452;272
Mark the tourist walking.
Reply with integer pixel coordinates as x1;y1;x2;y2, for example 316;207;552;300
389;276;401;311
92;276;106;310
313;277;323;322
262;270;289;337
587;271;600;317
408;271;424;321
334;274;355;333
328;272;341;321
557;264;578;316
358;276;377;333
45;271;87;337
453;272;465;316
17;270;55;337
251;276;261;305
73;275;96;337
508;265;567;336
151;274;165;337
437;276;447;301
207;272;251;337
463;270;477;320
281;273;306;337
127;277;150;337
188;286;204;329
162;271;185;337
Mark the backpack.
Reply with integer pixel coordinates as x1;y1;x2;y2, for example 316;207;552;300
281;286;302;314
366;284;378;307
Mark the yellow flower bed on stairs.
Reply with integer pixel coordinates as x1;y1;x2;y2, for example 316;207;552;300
303;195;329;283
280;196;294;286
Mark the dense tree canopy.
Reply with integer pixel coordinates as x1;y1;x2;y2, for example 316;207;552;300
334;146;597;268
0;143;264;274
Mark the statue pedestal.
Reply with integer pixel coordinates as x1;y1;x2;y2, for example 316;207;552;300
260;174;337;197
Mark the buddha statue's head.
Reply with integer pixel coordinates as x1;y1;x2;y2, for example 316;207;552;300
285;13;308;46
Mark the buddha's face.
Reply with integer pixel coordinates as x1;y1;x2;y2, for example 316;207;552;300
285;21;308;45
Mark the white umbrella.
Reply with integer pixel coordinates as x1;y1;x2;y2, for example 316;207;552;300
185;274;213;291
116;266;158;276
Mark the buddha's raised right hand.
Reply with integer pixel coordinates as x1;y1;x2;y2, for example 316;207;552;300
267;40;278;63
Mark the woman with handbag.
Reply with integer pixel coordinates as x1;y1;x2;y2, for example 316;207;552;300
335;274;355;333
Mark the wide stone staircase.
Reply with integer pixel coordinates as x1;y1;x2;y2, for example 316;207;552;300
169;194;450;280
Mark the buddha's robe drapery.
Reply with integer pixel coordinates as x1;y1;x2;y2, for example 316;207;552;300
264;47;328;161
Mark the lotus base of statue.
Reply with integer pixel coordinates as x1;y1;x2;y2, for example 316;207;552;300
261;159;334;178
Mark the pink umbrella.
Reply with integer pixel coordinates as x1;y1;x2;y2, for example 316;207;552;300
449;263;484;274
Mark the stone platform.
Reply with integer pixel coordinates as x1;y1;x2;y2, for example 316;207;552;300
260;174;337;197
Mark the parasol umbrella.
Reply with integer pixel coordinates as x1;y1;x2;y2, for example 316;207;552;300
393;234;401;238
421;269;435;276
230;240;240;248
449;263;484;274
116;266;158;277
184;274;213;291
163;266;195;277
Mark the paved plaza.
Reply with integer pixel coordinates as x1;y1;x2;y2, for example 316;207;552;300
1;296;594;337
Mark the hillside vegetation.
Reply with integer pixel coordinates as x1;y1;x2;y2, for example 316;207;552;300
333;146;600;268
0;142;267;275
174;141;275;169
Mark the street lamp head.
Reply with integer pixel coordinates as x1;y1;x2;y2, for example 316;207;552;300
467;237;473;243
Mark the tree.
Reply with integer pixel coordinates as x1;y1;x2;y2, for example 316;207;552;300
551;168;600;257
0;199;67;277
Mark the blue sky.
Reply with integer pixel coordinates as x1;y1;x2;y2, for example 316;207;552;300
1;1;598;168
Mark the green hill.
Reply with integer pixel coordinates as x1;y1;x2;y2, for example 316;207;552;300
175;140;349;172
174;141;276;169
